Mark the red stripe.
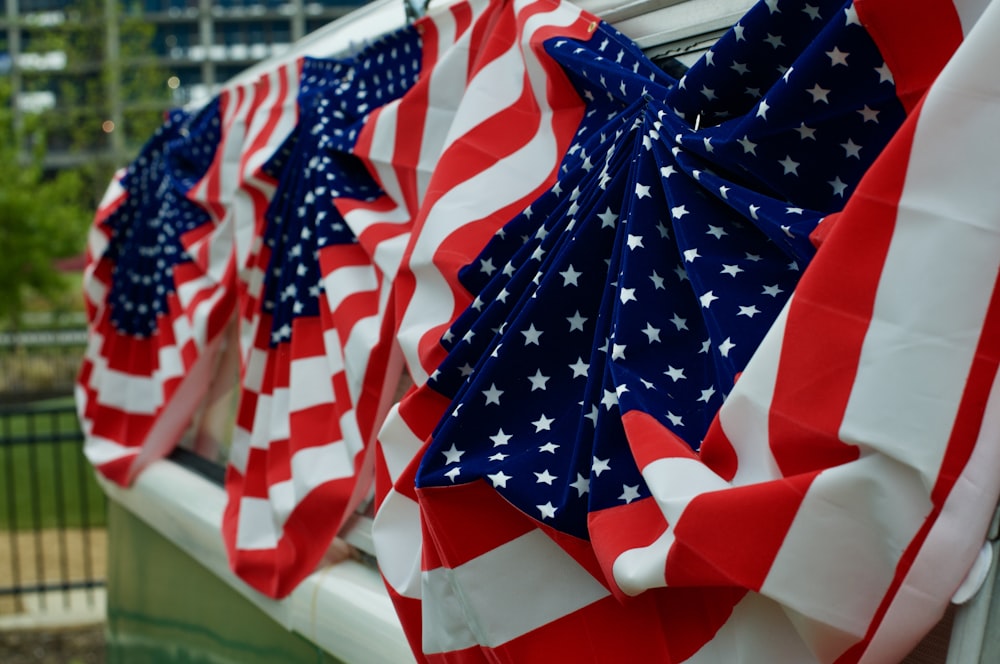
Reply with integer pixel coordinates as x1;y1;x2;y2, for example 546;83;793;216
856;0;963;113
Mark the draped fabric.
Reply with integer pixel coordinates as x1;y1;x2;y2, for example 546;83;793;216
79;0;1000;660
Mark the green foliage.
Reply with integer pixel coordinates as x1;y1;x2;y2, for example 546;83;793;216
0;82;92;327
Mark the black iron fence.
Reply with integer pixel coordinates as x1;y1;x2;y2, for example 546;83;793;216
0;372;107;619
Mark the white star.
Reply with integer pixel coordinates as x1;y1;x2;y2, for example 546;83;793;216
442;444;464;464
570;473;590;497
592;457;611;476
642;323;661;343
706;225;727;239
778;155;800;175
764;33;784;49
539;442;559;454
683;248;700;262
619;485;641;504
559;265;582;286
796;123;817;140
807;84;831;103
764;0;780;13
826;46;849;67
635;183;651;199
700;85;716;101
483;383;504;405
700;291;718;308
584;404;599;426
720;264;743;277
745;252;763;262
786;206;804;215
535;469;557;485
567;311;587;332
620;288;637;304
445;467;461;482
670;314;688;331
532;414;554;432
756;98;770;119
479;257;496;275
738;305;761;318
718;337;736;357
666;412;683;427
733;23;746;41
738;136;757;155
660;165;676;179
569;357;589;378
762;284;784;297
858;105;880;123
626;234;644;250
875;62;893;84
844;4;860;25
802;4;821;19
490;429;512;446
731;60;748;75
488;452;509;462
611;344;627;361
841;138;862;159
537;502;557;519
528;369;550;391
672;205;688;219
664;365;686;381
829;176;848;197
601;389;619;410
674;264;689;282
522;324;543;345
459;363;474;377
488;471;512;488
698;386;717;403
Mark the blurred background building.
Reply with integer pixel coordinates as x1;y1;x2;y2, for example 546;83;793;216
1;0;367;172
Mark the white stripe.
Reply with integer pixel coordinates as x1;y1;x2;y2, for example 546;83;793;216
859;367;1000;663
291;439;356;494
244;347;268;392
372;488;423;597
289;355;335;411
642;456;730;523
760;454;932;661
612;529;675;597
399;2;584;382
839;12;1000;487
83;435;136;466
94;369;163;415
718;303;787;485
421;529;609;652
955;0;990;35
342;312;380;404
378;404;427;482
322;263;379;313
682;593;815;664
236;496;280;550
416;6;468;200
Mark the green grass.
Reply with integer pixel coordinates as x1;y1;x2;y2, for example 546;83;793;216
0;398;107;531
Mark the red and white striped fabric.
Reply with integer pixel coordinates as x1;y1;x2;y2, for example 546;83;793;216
599;0;1000;661
373;0;1000;661
78;116;239;486
364;0;600;654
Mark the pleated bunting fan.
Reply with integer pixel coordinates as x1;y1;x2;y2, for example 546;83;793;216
78;101;235;486
384;0;973;660
223;29;423;599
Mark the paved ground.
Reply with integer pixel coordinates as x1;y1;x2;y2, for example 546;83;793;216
0;625;105;663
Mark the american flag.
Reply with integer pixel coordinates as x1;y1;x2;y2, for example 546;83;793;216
222;34;423;598
388;0;990;660
361;0;607;652
78;102;236;486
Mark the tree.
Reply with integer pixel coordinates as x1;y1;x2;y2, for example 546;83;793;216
0;78;92;327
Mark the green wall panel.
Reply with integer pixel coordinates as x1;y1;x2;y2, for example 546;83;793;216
105;501;343;664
